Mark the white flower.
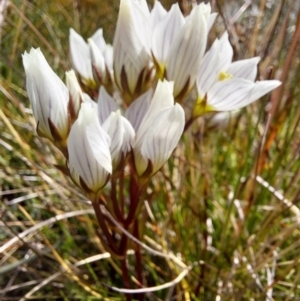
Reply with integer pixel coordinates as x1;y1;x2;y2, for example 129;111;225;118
151;2;216;99
88;39;106;83
95;81;184;177
69;28;112;85
113;0;154;100
97;86;120;124
125;88;152;132
22;48;69;142
102;110;135;169
65;69;83;119
97;87;135;170
131;80;185;176
194;32;281;116
67;102;112;194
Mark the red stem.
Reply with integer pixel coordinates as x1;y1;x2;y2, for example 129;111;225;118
110;178;124;222
125;172;140;226
120;168;125;216
121;258;132;301
92;199;121;256
134;220;144;301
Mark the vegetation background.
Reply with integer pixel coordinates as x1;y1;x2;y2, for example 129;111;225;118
1;0;300;300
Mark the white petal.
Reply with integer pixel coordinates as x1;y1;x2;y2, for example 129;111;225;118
113;0;151;94
86;124;112;175
88;38;106;78
140;103;184;175
197;39;221;99
208;78;281;111
125;49;150;94
137;80;174;138
66;69;82;115
120;116;135;153
69;28;93;80
125;88;153;132
133;80;179;176
82;93;97;109
114;0;148;55
149;80;174;110
197;2;212;20
148;1;167;31
102;111;135;168
227;57;260;82
97;86;120;124
247;80;281;104
197;32;234;100
218;32;233;71
104;44;114;72
166;4;208;96
185;3;216;32
129;0;150;48
151;3;185;65
90;28;106;53
136;0;150;16
102;111;124;163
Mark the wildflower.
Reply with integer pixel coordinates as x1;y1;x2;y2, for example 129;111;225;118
97;86;120;124
102;110;135;170
151;2;217;100
65;69;83;120
113;0;154;102
193;32;281;116
88;39;107;85
69;28;112;87
67;102;112;194
22;48;69;145
97;87;135;170
131;80;185;176
95;80;185;177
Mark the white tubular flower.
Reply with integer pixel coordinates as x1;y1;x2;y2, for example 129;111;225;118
22;48;69;143
97;86;135;169
65;69;83;119
152;3;215;99
88;39;106;82
133;80;185;176
69;28;112;86
97;86;120;124
113;0;154;100
102;110;135;169
194;32;281;116
68;102;112;194
125;88;153;132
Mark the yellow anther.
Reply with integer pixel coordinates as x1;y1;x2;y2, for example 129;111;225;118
218;71;233;81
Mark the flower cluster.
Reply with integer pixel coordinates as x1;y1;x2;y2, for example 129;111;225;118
22;0;280;255
23;46;184;195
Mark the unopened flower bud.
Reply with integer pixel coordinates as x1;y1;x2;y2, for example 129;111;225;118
22;48;69;146
67;102;112;194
